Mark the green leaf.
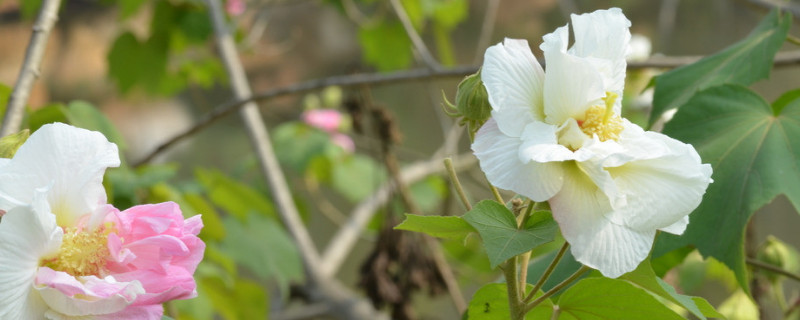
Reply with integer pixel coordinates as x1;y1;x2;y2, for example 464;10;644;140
272;122;331;172
466;283;552;319
195;168;276;220
220;214;303;295
557;278;685;320
620;260;723;319
409;175;448;212
0;129;29;158
184;192;226;241
358;21;413;71
28;104;68;132
431;0;468;30
395;213;475;239
119;0;147;19
107;32;168;93
331;154;385;203
199;276;269;320
21;0;43;19
654;84;800;290
648;9;790;127
463;200;558;268
65;101;127;152
718;290;758;320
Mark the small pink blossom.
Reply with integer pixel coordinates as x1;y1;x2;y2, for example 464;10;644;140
226;0;246;16
331;133;355;153
302;109;345;133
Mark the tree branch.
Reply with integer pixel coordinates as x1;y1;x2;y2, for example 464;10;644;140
389;0;440;70
320;152;476;277
473;0;500;64
1;0;62;137
132;50;800;167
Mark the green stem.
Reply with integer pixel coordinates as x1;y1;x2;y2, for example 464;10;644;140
518;251;532;298
444;157;471;211
524;265;591;314
519;200;535;228
788;34;800;46
525;242;569;302
504;256;524;320
747;258;800;283
490;183;505;204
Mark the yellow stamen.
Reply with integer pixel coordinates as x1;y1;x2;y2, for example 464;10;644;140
580;92;624;141
44;225;113;277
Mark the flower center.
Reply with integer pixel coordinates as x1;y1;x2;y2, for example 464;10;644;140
579;92;623;141
44;225;113;277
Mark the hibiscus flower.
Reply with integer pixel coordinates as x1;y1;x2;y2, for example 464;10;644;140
0;123;204;319
472;8;712;277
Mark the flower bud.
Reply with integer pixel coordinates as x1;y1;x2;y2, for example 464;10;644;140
757;236;800;282
454;70;491;124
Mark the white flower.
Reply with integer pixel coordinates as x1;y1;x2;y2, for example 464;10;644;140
472;8;712;278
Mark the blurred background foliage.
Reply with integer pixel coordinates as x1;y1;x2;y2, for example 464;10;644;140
2;0;800;319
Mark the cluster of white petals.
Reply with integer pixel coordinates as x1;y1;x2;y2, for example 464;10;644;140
472;8;712;277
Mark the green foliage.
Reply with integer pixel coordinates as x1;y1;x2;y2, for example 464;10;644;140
648;9;790;127
409;175;448;212
66;101;128;152
331;153;385;202
198;276;269;320
219;213;304;296
718;290;759;320
655;84;800;290
395;213;475;239
359;21;414;71
195;168;276;220
28;104;68;132
20;0;43;19
273;122;333;172
106;164;177;209
466;283;552;319
526;246;584;292
620;260;722;319
463;200;558;268
107;0;222;95
556;278;685;320
0;129;29;158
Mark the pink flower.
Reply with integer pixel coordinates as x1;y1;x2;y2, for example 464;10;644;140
302;109;345;133
0;123;205;319
331;133;355;153
226;0;245;16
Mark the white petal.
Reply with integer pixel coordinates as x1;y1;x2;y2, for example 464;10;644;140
0;123;120;227
518;121;575;163
540;26;606;126
35;271;143;317
0;196;62;319
472;119;564;201
549;163;654;278
659;216;689;235
569;8;631;93
602;131;712;232
482;38;545;137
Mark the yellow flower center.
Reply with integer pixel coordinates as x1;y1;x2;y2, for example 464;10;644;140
44;224;113;277
579;92;623;141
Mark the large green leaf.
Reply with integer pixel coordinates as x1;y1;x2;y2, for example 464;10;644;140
648;9;790;127
220;214;303;295
620;260;722;319
107;32;169;94
556;278;684;320
463;200;558;268
466;283;552;319
395;213;475;239
655;84;800;290
195;168;276;220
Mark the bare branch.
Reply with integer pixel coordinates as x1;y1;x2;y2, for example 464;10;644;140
389;0;440;70
474;0;501;64
132;50;800;166
206;0;321;276
320;153;476;277
1;0;62;137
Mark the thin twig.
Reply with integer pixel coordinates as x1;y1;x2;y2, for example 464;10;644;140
524;266;591;314
473;0;500;64
747;258;800;283
444;157;472;211
1;0;61;137
320;153;476;277
388;0;440;70
132;50;800;166
207;1;387;319
526;242;569;302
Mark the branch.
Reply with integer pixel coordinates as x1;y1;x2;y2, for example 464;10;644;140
206;0;322;278
320;152;476;277
473;0;500;64
389;0;440;70
1;0;62;137
132;50;800;166
746;258;800;283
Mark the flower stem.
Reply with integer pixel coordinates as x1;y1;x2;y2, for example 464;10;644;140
788;34;800;46
525;242;569;302
489;183;505;204
504;256;524;320
524;265;591;314
444;157;471;211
